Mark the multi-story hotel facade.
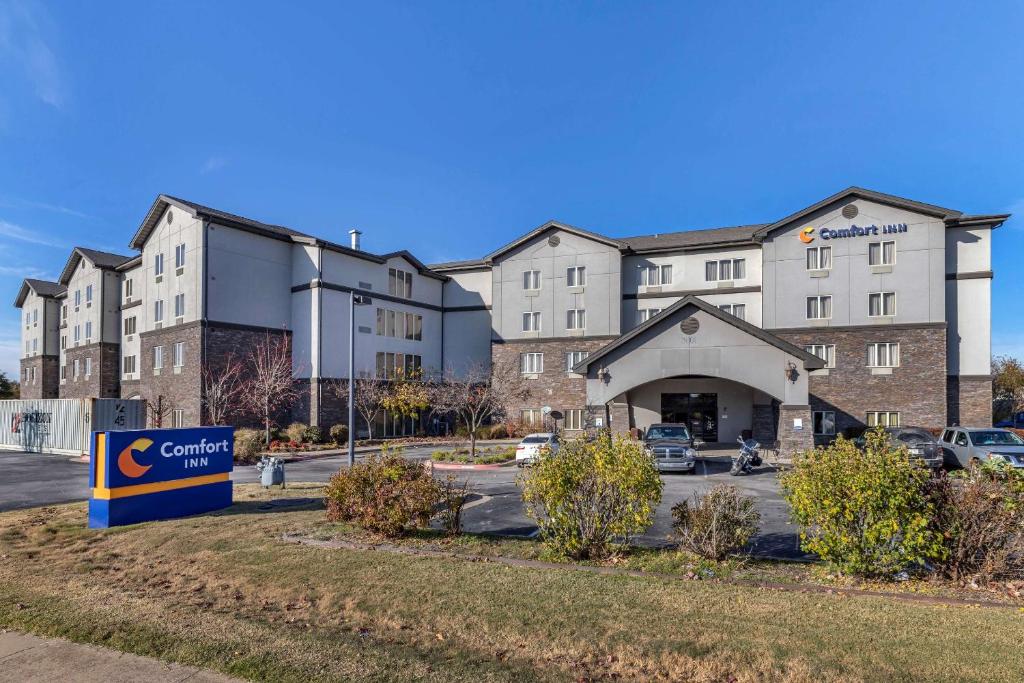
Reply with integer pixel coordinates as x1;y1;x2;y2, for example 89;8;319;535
14;187;1006;452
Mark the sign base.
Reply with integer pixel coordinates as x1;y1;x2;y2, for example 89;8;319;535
88;480;233;528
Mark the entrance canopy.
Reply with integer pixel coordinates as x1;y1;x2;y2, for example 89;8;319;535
575;296;824;408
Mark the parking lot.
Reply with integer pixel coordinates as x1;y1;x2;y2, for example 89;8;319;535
1;446;804;559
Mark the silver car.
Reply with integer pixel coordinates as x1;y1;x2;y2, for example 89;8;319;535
643;423;697;473
938;427;1024;469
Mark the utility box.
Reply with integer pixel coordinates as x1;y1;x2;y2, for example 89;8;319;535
0;398;146;456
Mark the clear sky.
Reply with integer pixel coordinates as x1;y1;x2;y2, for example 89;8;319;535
1;0;1022;378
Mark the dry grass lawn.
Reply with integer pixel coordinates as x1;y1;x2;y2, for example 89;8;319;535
0;483;1022;682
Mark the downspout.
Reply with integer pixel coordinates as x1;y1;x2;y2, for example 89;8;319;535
98;269;105;396
316;244;324;427
201;220;210;422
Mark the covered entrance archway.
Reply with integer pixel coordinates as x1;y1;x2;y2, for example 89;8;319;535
661;391;718;441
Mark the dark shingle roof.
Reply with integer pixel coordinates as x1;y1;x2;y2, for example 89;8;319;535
161;195;313;239
619;224;767;252
76;247;135;269
14;278;66;307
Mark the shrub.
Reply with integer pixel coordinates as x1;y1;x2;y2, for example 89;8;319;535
285;422;308;444
437;474;471;536
780;428;940;577
487;423;509;439
303;425;323;444
324;446;441;537
233;428;264;463
927;467;1024;582
518;433;663;560
672;484;761;560
329;423;348;445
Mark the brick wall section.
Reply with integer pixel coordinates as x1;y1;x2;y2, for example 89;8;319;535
293;378;348;430
138;323;203;427
491;338;612;432
752;403;776;443
773;325;947;434
947;375;992;428
60;343;120;399
18;356;59;399
204;324;292;430
777;404;814;456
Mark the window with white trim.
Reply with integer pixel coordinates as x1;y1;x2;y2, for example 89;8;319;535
154;299;164;323
84;321;92;342
172;409;185;428
122;355;136;376
520;352;544;374
565;409;584;430
31;338;37;354
60;365;66;381
374;352;422;379
73;358;80;379
123;316;136;336
124;278;133;301
867;342;900;368
806;246;832;270
174;293;185;318
868;292;896;317
566;351;589;371
175;243;186;269
718;303;746;320
638;308;661;323
566;309;586;330
61;304;67;321
522;311;541;332
520;409;543;426
74;289;81;307
85;284;93;304
705;258;745;282
868;241;895;266
522;270;541;290
804;344;836;368
153;345;164;370
388;268;413;298
866;411;900;427
173;341;185;368
640;264;672;287
73;325;80;343
566;266;586;287
154;252;164;277
61;335;66;350
85;357;92;378
813;411;835;435
806;295;832;320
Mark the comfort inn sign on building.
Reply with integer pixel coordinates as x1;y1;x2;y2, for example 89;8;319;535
88;426;234;528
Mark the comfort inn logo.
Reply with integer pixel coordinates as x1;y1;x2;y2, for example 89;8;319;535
117;438;154;478
799;226;815;243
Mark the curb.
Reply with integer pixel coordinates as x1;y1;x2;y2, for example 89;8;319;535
427;460;516;471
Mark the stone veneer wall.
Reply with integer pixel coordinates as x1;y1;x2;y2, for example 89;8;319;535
947;375;992;428
491;337;614;431
293;377;348;430
137;322;203;427
60;343;120;399
777;404;814;456
773;325;947;436
204;323;292;429
18;356;59;399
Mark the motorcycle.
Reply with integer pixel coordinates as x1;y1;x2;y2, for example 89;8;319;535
731;437;762;475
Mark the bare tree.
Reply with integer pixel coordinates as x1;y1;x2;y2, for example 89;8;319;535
429;356;531;457
202;353;245;425
239;333;299;445
146;394;175;428
328;376;389;440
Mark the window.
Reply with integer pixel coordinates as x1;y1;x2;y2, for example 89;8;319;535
566;351;589;371
638;308;661;323
565;409;584;430
718;303;746;320
806;246;832;270
154;299;164;323
31;338;37;353
566;309;586;330
705;258;745;282
520;409;543;426
806;295;832;320
124;278;133;301
866;411;900;428
813;411;836;435
74;289;81;307
640;264;672;287
154;252;164;277
376;308;385;335
804;344;836;368
124;316;136;336
522;311;541;332
122;355;136;376
174;293;185;318
73;358;80;379
32;308;38;324
60;365;66;381
175;243;186;269
85;357;92;377
173;341;185;368
375;352;422;379
521;352;544;374
523;270;541;290
386;309;398;337
566;266;586;287
153;345;164;370
403;312;423;341
868;292;896;317
868;241;895;266
85;284;93;304
388;268;412;298
84;321;92;342
61;304;67;320
867;342;900;368
172;410;185;428
73;325;80;343
61;335;66;350
954;431;969;447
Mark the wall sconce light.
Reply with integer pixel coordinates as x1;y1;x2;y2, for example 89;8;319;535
784;361;799;384
596;367;610;383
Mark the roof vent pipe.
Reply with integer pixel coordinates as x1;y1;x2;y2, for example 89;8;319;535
349;229;362;251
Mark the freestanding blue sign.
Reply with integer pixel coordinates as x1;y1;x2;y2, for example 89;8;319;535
88;426;234;528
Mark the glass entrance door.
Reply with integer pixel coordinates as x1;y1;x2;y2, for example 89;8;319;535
661;393;718;441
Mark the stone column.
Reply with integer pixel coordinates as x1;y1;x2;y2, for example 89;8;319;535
752;404;776;444
608;393;631;435
777;404;814;457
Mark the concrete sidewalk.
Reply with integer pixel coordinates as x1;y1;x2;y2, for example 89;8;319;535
0;630;239;682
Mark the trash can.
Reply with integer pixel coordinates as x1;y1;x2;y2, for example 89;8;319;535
256;456;286;488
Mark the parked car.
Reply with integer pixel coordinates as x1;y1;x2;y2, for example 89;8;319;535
994;411;1024;430
515;433;558;467
642;423;697;473
854;427;944;469
938;427;1024;469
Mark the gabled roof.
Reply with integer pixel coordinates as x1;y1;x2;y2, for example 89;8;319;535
573;295;825;373
428;258;489;273
58;247;135;285
116;254;143;272
752;187;964;241
619;224;766;253
14;278;66;308
483;220;625;263
378;250;448;281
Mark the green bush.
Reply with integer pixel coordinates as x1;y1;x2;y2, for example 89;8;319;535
285;422;308;444
329;423;348;445
303;425;323;444
518;433;663;560
233;428;264;463
672;484;761;561
324;446;441;537
780;428;940;576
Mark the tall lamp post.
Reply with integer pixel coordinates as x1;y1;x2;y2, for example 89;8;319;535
348;292;372;467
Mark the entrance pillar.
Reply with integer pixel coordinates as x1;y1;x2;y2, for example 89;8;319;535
777;404;813;457
752;404;775;444
607;393;631;436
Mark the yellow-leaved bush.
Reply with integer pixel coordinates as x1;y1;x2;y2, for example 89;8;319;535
517;433;663;560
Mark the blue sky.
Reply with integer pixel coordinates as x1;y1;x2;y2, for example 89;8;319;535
1;0;1023;378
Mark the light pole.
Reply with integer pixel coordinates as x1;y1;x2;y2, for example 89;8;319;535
348;291;371;467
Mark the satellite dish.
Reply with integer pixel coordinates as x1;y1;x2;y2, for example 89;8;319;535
541;406;551;415
549;410;564;421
